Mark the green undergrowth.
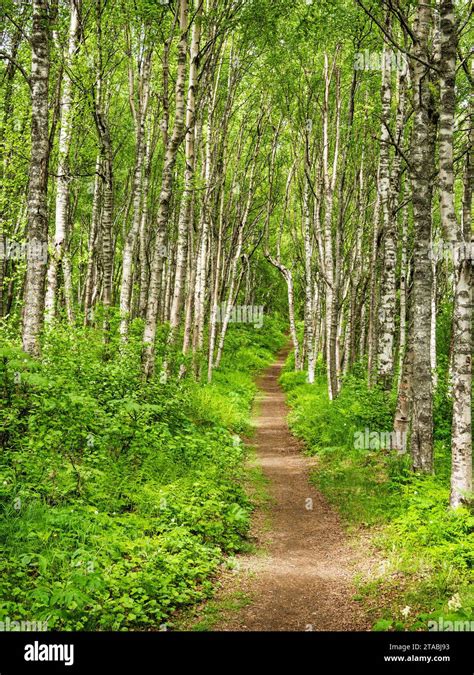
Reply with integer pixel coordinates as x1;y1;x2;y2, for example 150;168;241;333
173;589;253;632
171;446;272;631
280;356;473;632
0;315;286;630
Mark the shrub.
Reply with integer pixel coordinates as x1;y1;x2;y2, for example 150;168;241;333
0;316;286;629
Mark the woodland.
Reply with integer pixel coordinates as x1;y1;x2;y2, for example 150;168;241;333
0;0;472;632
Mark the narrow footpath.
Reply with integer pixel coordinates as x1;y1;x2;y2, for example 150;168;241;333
201;345;372;631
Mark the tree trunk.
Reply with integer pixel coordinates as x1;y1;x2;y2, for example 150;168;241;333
438;0;472;506
142;0;188;379
409;1;436;473
376;18;396;389
83;155;101;326
44;0;80;324
119;46;151;341
168;0;202;343
138;132;153;318
322;53;340;400
302;176;315;383
22;0;50;356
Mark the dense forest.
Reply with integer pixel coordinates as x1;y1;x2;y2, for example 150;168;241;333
0;0;472;636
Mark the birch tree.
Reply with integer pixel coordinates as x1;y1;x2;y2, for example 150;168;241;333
142;0;188;379
438;0;472;506
408;1;437;473
22;0;51;356
44;0;81;325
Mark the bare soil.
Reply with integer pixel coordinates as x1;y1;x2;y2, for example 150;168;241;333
182;346;374;631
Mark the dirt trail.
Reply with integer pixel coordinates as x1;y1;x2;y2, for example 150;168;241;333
209;344;371;631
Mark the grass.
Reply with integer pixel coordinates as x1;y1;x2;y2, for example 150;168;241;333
174;590;253;632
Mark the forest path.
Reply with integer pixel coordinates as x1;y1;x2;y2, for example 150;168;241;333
184;344;372;631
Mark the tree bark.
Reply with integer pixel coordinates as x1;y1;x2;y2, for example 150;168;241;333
322;53;340;400
142;0;188;379
376;17;396;389
22;0;50;356
119;44;151;341
45;0;80;324
168;0;202;343
409;1;436;473
438;0;472;506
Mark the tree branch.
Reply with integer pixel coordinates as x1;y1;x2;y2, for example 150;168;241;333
0;51;31;88
355;0;440;74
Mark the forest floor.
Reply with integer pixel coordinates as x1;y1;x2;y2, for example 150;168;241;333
175;345;377;631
